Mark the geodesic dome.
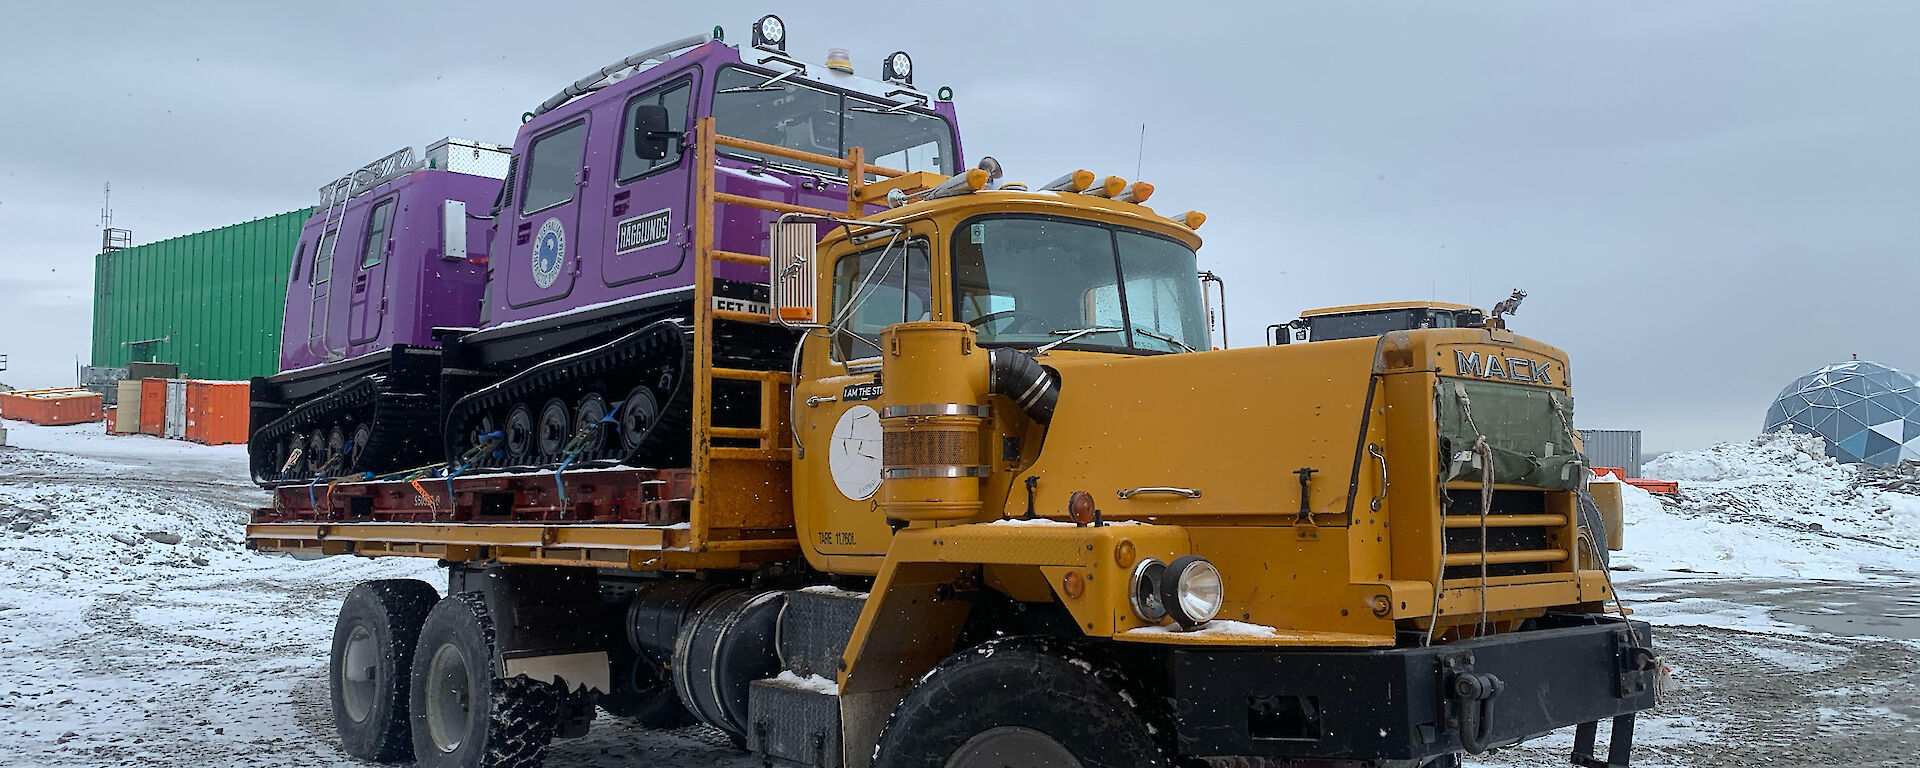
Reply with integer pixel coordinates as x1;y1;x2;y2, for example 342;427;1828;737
1763;360;1920;466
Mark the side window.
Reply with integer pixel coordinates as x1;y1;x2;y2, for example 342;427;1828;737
311;230;338;286
520;121;587;215
290;240;307;283
829;240;931;361
359;198;395;268
618;80;692;182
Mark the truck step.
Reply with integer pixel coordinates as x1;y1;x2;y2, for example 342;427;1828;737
778;586;868;680
747;674;843;768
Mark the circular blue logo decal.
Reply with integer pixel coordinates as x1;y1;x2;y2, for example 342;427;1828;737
531;217;566;288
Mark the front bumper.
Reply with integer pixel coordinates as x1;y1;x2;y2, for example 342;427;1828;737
1172;614;1657;762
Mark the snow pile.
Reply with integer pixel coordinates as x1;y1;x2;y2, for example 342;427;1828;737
1615;430;1920;579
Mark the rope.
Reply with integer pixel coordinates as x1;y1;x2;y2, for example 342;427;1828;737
1453;382;1495;639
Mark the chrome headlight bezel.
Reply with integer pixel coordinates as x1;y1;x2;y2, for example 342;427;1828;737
1129;557;1168;623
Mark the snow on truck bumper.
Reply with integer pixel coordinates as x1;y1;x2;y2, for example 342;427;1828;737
1171;614;1657;762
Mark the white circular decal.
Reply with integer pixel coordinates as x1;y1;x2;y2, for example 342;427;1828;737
531;217;566;289
829;405;884;500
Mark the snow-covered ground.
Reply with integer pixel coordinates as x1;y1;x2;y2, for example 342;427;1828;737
3;421;1916;767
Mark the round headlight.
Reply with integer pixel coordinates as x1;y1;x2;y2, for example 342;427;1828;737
1159;555;1223;629
1129;557;1168;623
885;51;912;82
754;15;786;49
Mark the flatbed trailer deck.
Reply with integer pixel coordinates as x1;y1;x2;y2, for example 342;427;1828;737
249;466;798;571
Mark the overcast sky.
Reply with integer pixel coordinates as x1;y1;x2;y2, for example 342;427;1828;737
1;1;1914;451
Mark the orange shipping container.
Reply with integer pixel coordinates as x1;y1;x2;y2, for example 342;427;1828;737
184;380;251;446
0;388;103;426
106;406;118;433
139;379;167;436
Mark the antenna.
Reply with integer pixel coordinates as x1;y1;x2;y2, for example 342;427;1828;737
1135;123;1146;179
100;182;131;253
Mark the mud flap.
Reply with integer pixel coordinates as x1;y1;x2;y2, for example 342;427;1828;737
450;564;609;694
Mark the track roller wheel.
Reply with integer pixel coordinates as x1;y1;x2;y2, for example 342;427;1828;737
348;422;373;470
573;393;609;458
536;398;570;462
618;386;659;456
504;404;535;466
465;414;501;468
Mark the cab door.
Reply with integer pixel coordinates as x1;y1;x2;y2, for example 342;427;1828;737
506;117;589;308
348;195;396;345
793;233;937;574
306;228;340;359
602;75;695;288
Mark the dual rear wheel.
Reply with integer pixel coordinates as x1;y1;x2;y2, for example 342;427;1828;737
329;585;564;767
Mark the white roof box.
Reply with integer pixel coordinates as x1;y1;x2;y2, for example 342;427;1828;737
425;138;510;179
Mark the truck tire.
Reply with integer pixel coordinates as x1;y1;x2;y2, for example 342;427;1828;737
872;636;1174;768
409;592;562;768
330;579;439;763
1576;490;1611;568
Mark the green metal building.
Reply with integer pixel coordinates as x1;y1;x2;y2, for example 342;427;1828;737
91;208;311;381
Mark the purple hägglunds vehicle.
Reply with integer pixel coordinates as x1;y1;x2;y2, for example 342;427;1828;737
249;17;963;484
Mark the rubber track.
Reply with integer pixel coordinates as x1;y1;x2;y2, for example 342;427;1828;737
249;374;439;487
443;319;694;470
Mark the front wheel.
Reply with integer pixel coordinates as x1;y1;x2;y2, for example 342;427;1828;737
409;593;562;768
872;636;1173;768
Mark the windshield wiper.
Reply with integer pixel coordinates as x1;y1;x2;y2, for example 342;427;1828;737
850;100;918;115
1035;327;1123;354
1133;327;1196;353
716;69;798;94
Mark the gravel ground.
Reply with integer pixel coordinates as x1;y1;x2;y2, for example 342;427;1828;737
3;423;1916;767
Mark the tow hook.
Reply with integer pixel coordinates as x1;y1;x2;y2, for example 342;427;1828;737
1447;666;1506;754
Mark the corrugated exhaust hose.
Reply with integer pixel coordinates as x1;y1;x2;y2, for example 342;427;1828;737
989;348;1058;424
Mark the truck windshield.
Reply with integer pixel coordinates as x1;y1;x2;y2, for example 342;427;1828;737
712;67;954;177
1307;310;1418;341
952;216;1207;353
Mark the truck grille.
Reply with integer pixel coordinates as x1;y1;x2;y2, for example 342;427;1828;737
1441;489;1569;581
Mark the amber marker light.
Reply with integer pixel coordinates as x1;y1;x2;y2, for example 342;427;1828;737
1040;170;1095;193
925;168;993;200
1177;210;1206;230
1114;539;1138;568
1116;181;1154;204
1082;176;1126;198
1068;490;1097;525
1061;571;1087;600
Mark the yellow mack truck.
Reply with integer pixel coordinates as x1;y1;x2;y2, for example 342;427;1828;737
249;120;1657;768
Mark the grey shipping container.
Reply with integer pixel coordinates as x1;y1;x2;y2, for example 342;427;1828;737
1579;429;1643;478
164;380;188;440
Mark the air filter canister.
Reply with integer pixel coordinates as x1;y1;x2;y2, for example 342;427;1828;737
877;322;990;523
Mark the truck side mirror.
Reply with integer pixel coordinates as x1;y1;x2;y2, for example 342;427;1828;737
630;104;674;161
769;221;820;327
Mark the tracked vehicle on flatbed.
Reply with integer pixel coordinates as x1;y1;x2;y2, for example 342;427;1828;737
251;18;958;484
249;17;1657;768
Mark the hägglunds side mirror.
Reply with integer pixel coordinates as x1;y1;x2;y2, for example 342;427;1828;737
631;104;673;161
